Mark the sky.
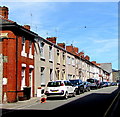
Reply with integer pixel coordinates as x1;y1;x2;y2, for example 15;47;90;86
1;1;118;70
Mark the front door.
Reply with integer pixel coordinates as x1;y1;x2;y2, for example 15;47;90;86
29;69;33;97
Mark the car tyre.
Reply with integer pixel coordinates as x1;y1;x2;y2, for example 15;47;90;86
72;90;76;97
64;92;68;99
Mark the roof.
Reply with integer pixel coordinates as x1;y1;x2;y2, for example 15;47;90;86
0;16;39;39
100;63;112;73
0;15;15;24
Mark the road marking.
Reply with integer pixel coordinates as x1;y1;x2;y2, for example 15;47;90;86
103;89;120;117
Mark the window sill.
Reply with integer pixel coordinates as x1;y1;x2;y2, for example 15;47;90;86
49;59;53;63
40;57;45;61
57;62;60;65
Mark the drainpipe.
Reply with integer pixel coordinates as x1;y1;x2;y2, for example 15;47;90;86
0;38;3;104
16;36;18;101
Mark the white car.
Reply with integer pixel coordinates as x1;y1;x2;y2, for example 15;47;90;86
45;80;76;99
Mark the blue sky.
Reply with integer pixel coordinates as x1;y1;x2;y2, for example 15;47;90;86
1;2;118;69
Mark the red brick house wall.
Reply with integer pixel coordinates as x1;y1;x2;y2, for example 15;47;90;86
1;28;35;103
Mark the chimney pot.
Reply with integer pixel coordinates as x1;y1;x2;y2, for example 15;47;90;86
85;55;90;61
57;43;65;49
0;6;9;19
23;25;30;30
79;52;84;58
46;37;57;44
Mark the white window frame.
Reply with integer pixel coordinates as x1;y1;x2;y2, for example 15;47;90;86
57;49;60;63
41;67;45;85
67;56;71;65
49;46;53;61
72;58;75;66
29;40;33;59
21;37;27;57
40;42;45;59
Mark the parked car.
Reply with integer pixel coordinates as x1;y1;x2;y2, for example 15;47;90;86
87;78;100;89
99;82;104;88
111;82;117;86
107;82;111;86
69;79;84;95
45;80;76;99
102;82;108;87
83;82;91;92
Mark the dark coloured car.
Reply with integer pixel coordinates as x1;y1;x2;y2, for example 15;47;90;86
83;82;91;91
111;82;117;86
69;79;84;95
87;78;100;89
102;82;108;87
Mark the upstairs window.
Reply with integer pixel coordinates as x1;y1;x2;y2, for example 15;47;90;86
41;67;45;85
29;40;33;59
72;58;75;66
40;42;45;59
67;56;71;65
49;46;52;61
57;49;60;63
62;52;65;65
21;36;27;57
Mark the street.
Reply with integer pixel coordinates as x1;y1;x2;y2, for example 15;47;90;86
1;86;120;117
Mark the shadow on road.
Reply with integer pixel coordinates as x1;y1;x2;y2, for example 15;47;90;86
1;88;120;117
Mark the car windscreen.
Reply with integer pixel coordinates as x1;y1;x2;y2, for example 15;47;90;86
47;81;62;87
87;79;94;83
70;80;79;85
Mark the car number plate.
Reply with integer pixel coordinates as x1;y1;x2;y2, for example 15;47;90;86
51;90;58;92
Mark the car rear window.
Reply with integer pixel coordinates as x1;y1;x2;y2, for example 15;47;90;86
70;80;79;85
87;79;94;83
47;81;62;87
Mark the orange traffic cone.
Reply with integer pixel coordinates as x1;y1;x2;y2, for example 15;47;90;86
40;95;47;103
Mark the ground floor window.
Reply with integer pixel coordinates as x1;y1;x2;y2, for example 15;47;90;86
50;69;53;81
21;67;26;90
41;67;45;86
67;74;72;80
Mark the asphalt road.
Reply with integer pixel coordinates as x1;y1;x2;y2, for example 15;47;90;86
2;86;120;117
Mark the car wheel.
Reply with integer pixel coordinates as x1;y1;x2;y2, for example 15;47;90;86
77;90;81;95
64;92;68;99
72;90;76;97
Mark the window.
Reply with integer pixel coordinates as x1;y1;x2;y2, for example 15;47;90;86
50;69;53;81
57;49;60;63
21;68;26;90
63;52;65;65
40;42;45;59
29;40;33;59
62;69;65;80
67;56;71;65
21;36;27;57
72;58;75;66
49;46;52;61
67;74;72;80
56;69;60;80
41;67;45;85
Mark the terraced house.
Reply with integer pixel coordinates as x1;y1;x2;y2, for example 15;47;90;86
0;6;112;103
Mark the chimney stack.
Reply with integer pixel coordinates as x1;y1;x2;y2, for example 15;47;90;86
46;37;57;44
0;6;9;19
57;43;65;49
84;55;90;61
73;47;79;53
23;25;30;30
79;52;84;58
91;61;97;65
66;45;74;53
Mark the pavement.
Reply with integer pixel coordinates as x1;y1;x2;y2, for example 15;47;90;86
0;97;40;110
